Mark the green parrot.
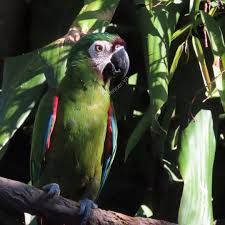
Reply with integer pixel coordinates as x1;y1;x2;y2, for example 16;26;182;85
30;33;129;223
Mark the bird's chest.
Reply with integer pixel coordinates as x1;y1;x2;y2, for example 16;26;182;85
59;99;108;141
47;96;109;173
42;96;109;199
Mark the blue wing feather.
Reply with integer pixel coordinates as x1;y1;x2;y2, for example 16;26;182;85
31;114;53;184
44;115;54;150
30;91;59;185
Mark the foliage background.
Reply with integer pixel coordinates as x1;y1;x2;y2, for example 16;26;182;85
0;0;225;224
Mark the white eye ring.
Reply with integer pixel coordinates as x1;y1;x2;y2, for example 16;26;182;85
95;44;104;52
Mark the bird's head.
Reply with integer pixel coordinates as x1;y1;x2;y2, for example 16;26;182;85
66;33;130;84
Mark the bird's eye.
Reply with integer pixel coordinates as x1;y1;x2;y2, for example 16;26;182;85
114;44;120;50
95;44;104;52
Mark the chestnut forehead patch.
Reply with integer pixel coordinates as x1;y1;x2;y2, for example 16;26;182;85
112;38;126;51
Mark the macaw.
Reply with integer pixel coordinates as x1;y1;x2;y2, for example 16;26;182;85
30;33;129;223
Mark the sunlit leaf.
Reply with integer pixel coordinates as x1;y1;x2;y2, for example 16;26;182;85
135;205;153;218
169;42;184;80
125;2;183;159
172;23;192;41
71;0;120;33
208;7;217;16
162;159;183;182
189;0;200;14
24;213;38;225
191;35;211;92
201;11;225;110
38;43;72;88
128;73;138;86
212;57;225;111
0;0;120;158
201;11;225;65
0;52;46;155
147;3;181;133
178;110;215;225
171;125;180;150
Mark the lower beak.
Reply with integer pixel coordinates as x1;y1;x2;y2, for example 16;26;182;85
103;48;129;81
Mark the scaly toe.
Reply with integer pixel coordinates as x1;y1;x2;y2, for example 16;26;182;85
79;199;98;225
42;183;60;198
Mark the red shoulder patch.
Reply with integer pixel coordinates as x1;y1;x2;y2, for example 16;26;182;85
46;96;59;151
104;104;113;154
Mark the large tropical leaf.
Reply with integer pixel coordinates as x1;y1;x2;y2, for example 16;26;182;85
178;110;215;225
125;1;183;159
38;43;71;88
0;51;46;157
72;0;120;33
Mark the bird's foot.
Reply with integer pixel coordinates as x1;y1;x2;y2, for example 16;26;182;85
42;183;60;198
79;199;98;225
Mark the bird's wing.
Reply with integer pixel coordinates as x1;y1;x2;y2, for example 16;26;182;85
30;89;59;185
100;103;118;190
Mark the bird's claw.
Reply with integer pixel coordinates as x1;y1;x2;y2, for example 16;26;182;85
42;183;60;198
79;199;98;225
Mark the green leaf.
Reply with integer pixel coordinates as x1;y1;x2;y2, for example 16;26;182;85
169;42;184;80
191;36;211;92
212;57;225;110
200;11;225;65
24;213;38;225
71;0;120;33
172;23;192;41
0;42;72;157
128;73;138;86
178;110;215;225
201;11;225;109
171;125;180;150
189;0;200;14
0;0;120;158
125;2;183;159
39;43;72;88
135;205;153;218
0;51;46;154
162;159;183;182
208;6;217;16
125;106;152;161
147;3;181;131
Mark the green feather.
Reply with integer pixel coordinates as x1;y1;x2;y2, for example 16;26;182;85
31;33;119;200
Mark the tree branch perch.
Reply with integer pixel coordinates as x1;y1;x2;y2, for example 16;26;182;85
0;176;178;225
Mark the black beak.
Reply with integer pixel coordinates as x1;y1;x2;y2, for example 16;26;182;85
103;47;129;81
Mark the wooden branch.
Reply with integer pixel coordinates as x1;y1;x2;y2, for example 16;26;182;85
0;176;178;225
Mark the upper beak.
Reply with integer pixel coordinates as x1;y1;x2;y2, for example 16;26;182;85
103;47;129;80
